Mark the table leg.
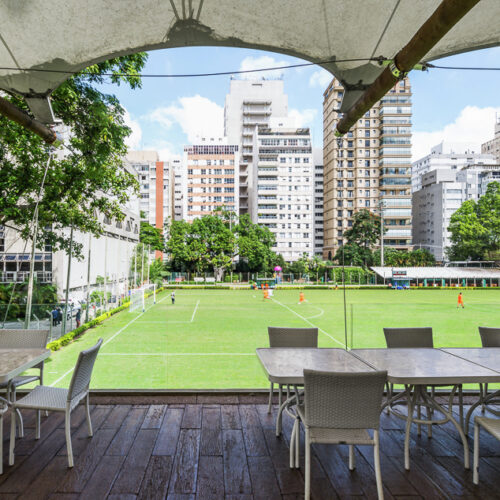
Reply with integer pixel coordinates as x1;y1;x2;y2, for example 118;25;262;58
404;385;416;470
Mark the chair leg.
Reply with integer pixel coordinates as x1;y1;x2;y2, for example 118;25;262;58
9;408;16;466
349;445;355;470
458;385;464;429
479;383;485;413
65;410;74;468
473;420;480;484
0;414;3;475
268;382;274;414
278;384;283;408
417;404;422;436
85;393;93;437
290;419;296;469
35;410;41;440
374;431;384;500
305;429;311;500
12;387;23;438
295;420;300;469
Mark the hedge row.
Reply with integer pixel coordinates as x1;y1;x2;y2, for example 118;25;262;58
47;287;164;351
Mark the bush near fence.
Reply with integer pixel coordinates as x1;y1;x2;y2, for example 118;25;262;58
46;287;163;351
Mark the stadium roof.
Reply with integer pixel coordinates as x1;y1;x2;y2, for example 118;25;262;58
371;267;500;279
0;0;499;125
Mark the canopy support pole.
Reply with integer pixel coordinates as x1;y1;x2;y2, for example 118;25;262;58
0;94;57;144
336;0;481;135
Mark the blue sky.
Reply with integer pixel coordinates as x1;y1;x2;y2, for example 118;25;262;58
100;46;500;162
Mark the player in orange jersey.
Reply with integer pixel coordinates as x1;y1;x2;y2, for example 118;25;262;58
457;292;465;309
263;289;269;300
299;291;305;304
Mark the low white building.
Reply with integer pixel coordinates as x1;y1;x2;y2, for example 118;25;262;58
255;118;315;261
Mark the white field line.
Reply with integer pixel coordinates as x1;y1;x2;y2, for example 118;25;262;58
50;293;168;387
271;298;345;348
304;306;325;320
99;352;254;356
190;300;200;322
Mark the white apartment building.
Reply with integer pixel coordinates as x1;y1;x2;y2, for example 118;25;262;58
412;164;500;261
313;148;324;256
482;114;500;163
171;158;184;221
411;142;495;193
224;79;288;220
256;119;314;262
183;138;239;222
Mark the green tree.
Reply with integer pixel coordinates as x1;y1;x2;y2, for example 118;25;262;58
0;53;147;257
140;221;165;252
234;214;276;272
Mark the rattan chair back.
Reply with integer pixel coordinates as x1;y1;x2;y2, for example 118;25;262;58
303;369;387;429
67;338;102;402
383;327;433;348
268;327;318;348
478;327;500;347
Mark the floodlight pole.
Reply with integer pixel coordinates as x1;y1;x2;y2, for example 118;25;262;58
62;224;74;335
103;233;108;312
134;248;137;288
147;244;150;283
141;244;145;285
24;207;39;329
85;233;92;323
379;200;385;267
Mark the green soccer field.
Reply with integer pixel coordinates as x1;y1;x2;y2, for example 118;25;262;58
43;288;500;389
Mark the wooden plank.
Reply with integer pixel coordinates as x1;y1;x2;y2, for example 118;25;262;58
247;456;281;500
79;455;125;498
106;408;146;456
153;407;184;456
181;404;201;429
141;405;167;429
110;429;159;494
168;429;200;495
137;456;173;500
222;429;252;495
221;405;241;430
47;495;80;500
200;407;222;456
166;495;195;500
107;495;137;500
239;405;268;457
196;456;225;500
57;428;119;493
101;405;132;429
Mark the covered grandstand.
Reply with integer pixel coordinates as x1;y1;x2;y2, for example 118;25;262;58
371;267;500;288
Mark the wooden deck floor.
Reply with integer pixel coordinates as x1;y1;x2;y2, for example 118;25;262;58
0;394;499;499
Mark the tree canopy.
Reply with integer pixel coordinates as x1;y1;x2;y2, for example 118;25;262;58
139;221;165;252
0;53;148;257
447;181;500;260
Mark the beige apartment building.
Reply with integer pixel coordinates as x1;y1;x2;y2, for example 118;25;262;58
481;114;500;163
323;78;412;260
183;140;239;222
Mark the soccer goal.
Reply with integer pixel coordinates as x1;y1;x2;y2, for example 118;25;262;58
129;284;156;312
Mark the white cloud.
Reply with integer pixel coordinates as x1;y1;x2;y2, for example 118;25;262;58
147;95;224;143
289;108;317;127
412;106;500;162
123;110;142;149
238;55;288;79
309;69;332;89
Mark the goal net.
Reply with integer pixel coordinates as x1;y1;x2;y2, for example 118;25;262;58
129;284;156;312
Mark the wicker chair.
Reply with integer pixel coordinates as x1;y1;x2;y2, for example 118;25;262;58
0;329;50;437
267;327;318;413
9;338;102;468
290;370;387;500
382;327;464;434
478;327;500;412
0;399;7;474
473;416;500;484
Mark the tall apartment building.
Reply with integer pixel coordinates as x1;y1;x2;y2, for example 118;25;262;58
171;158;184;221
183;138;239;222
313;148;324;256
323;78;413;260
412;164;500;261
126;150;175;227
482;114;500;163
224;79;288;220
412;142;494;193
256;119;314;261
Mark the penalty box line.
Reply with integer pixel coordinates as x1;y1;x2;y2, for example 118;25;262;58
271;298;346;348
98;352;255;356
50;292;169;387
139;299;200;324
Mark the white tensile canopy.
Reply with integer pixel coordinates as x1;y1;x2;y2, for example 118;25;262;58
1;1;500;105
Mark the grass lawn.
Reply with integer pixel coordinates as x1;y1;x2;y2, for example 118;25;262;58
42;288;500;389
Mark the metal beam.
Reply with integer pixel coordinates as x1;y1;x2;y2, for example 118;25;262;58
336;0;481;135
0;94;57;144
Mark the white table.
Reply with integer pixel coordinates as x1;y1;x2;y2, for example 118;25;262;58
256;348;374;436
352;348;500;470
442;348;500;429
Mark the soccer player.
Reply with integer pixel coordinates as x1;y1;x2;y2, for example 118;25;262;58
263;289;269;300
457;292;464;309
171;291;175;305
299;291;305;304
